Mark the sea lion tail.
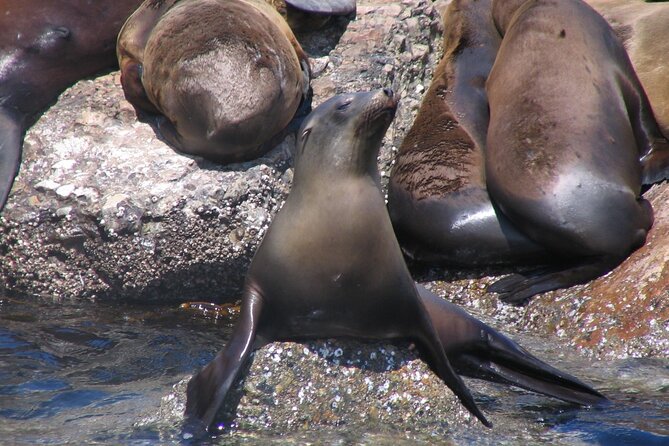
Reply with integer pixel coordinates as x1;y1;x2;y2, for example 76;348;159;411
0;108;24;211
417;285;609;407
184;291;264;436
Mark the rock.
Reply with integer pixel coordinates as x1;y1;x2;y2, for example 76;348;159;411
0;0;667;434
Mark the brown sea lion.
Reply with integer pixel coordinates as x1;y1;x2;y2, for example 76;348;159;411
184;90;606;436
389;0;669;304
388;0;549;267
585;0;669;139
116;0;312;164
484;0;669;303
0;0;144;211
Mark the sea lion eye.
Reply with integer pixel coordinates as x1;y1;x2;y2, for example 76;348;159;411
301;128;312;140
337;100;352;111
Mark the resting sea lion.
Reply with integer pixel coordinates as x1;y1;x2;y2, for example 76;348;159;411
389;0;669;304
484;0;669;303
184;90;606;435
281;0;357;31
0;0;144;211
117;0;315;164
388;0;548;266
584;0;669;139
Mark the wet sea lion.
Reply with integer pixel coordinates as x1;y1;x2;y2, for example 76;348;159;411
484;0;669;303
184;90;606;435
0;0;144;211
117;0;313;164
388;0;548;266
389;0;669;304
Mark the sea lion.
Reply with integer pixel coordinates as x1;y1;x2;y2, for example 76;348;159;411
388;0;548;266
389;0;669;304
0;0;144;211
116;0;312;164
584;0;669;139
282;0;357;31
184;90;606;435
484;0;669;303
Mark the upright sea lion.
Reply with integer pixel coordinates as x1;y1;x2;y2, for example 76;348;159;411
184;90;606;435
117;0;314;164
0;0;144;211
389;0;669;304
484;0;669;303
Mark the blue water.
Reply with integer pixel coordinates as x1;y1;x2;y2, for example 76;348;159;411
1;295;667;445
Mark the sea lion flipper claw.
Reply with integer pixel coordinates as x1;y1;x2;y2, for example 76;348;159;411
0;108;24;211
418;285;608;406
184;290;264;434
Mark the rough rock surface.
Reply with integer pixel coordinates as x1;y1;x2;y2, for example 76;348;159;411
0;0;668;435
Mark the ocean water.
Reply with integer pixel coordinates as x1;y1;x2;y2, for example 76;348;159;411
1;294;667;445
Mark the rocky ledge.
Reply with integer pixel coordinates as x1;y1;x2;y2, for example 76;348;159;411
0;0;667;435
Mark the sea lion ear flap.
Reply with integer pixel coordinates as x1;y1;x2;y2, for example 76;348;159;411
300;59;311;97
296;127;312;157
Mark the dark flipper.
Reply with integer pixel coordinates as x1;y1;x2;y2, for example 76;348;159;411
641;138;669;185
286;0;356;15
415;291;492;428
184;290;264;435
417;285;608;406
0;109;24;211
487;258;621;306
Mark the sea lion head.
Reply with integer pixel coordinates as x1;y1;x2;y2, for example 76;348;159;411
294;89;398;176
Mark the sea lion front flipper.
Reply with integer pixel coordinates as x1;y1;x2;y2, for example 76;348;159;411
184;290;264;434
640;138;669;185
0;109;24;211
285;0;356;15
417;285;608;406
414;296;492;427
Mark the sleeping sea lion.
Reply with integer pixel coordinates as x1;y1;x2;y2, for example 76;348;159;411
117;0;316;164
388;0;548;267
388;0;669;304
0;0;144;211
184;90;606;435
485;0;669;303
584;0;669;139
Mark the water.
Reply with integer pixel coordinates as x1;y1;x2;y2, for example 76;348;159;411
1;295;667;445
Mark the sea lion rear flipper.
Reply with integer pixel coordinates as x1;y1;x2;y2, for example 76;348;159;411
417;285;609;406
487;257;622;305
0;108;24;211
184;290;264;435
285;0;356;15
